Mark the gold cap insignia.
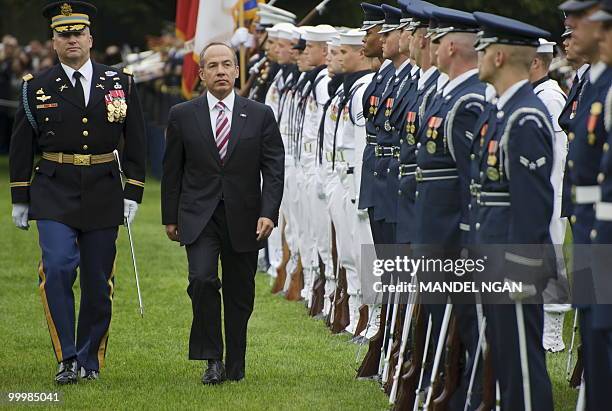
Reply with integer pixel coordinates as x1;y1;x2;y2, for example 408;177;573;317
61;3;73;16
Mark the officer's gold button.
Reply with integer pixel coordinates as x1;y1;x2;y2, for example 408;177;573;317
82;117;88;124
591;229;598;240
470;154;475;160
373;171;378;176
605;143;610;152
598;173;606;184
83;130;89;137
400;139;404;144
568;132;575;141
571;215;577;224
475;223;480;230
415;191;419;197
398;190;402;195
83;145;88;150
568;160;574;169
44;117;49;122
387;168;391;173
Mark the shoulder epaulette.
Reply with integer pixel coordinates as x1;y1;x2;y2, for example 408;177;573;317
22;73;33;82
123;67;133;76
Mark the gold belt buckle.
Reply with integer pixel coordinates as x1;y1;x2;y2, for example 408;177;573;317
73;154;91;166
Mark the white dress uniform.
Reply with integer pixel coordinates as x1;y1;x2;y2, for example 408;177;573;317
533;50;572;352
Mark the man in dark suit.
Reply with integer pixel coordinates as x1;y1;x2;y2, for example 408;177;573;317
161;42;284;385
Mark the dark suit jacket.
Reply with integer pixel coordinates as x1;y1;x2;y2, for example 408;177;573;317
161;93;284;251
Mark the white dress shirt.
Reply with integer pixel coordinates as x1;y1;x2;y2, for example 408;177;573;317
61;59;93;106
442;68;479;97
207;90;235;138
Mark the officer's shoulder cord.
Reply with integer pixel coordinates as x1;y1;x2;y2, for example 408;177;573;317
21;76;38;135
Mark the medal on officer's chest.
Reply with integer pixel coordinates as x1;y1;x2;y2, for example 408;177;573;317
486;166;500;181
587;102;602;146
426;116;442;139
570;101;578;120
406;111;416;144
343;105;349;121
487;140;498;166
479;123;489;149
105;90;127;123
384;98;394;131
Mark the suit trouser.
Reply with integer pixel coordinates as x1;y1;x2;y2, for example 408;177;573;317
185;202;258;379
37;220;117;371
579;307;612;410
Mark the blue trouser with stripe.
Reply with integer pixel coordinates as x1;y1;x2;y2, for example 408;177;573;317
37;220;118;371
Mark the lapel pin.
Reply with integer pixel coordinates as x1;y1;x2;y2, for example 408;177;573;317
36;88;44;95
240;113;247;118
114;83;122;89
96;83;104;89
56;77;61;82
100;76;105;80
59;84;68;92
105;70;117;77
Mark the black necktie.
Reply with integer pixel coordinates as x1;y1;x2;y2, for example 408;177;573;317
73;71;85;106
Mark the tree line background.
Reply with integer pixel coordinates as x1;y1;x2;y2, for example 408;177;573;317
0;0;565;50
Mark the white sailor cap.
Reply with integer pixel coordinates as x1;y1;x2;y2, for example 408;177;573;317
257;11;295;28
537;38;556;54
327;35;341;47
339;29;366;46
275;23;296;40
303;25;338;43
292;26;306;41
266;22;294;39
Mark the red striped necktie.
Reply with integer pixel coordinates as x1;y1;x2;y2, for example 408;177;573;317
215;101;230;162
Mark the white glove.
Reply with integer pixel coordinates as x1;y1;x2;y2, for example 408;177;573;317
504;277;537;301
124;199;138;226
230;27;254;48
357;207;369;220
12;203;29;230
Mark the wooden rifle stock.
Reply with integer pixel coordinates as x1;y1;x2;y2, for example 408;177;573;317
286;255;304;301
357;304;388;378
271;220;290;293
326;223;339;328
309;257;326;316
432;316;462;411
354;304;369;337
331;267;350;333
476;344;495;411
393;304;425;411
569;344;583;389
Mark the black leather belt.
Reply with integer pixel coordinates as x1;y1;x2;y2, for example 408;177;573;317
366;134;377;145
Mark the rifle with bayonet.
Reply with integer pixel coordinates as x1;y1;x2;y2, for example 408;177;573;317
432;315;462;411
308;255;326;317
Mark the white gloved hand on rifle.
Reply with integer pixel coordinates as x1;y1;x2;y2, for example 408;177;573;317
12;203;29;230
124;199;138;226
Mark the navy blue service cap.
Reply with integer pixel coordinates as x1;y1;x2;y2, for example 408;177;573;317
590;0;612;22
360;3;386;31
559;0;599;13
430;7;480;43
473;12;552;51
398;0;434;31
379;4;403;34
42;1;97;33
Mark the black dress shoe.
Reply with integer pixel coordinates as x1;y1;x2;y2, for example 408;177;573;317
227;371;245;382
55;359;77;385
79;367;99;381
202;360;226;385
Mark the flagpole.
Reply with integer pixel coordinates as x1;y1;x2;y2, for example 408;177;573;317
238;0;246;89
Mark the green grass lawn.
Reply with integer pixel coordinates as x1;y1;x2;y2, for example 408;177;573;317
0;157;578;410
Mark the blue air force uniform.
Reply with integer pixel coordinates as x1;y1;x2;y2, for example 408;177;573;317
569;2;612;408
8;1;146;381
470;12;555;411
359;3;396;245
